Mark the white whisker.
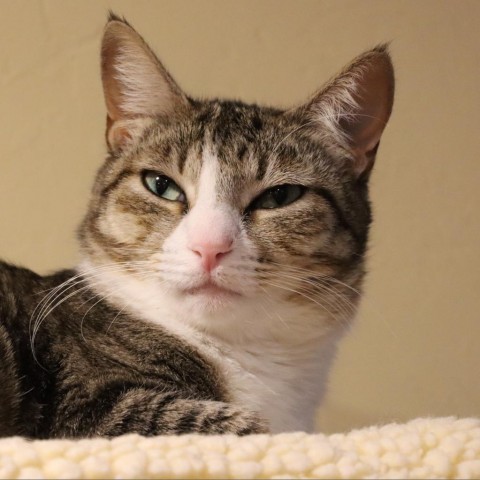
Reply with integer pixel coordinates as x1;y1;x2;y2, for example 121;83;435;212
30;261;153;366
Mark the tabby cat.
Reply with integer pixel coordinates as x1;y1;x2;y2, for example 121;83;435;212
0;14;394;438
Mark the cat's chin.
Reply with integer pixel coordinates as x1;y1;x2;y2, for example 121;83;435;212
178;282;242;313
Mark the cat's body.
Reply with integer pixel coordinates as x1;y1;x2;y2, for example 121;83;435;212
0;259;336;437
0;15;394;438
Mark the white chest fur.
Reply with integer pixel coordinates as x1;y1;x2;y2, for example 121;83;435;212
78;262;346;433
217;333;341;433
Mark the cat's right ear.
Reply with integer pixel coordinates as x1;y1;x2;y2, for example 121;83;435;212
101;14;189;152
292;45;394;181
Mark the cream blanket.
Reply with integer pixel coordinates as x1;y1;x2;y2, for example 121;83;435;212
0;417;478;479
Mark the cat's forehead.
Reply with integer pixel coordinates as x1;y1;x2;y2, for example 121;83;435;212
136;99;331;192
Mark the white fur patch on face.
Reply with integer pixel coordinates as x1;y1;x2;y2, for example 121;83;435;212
184;152;239;265
153;146;258;319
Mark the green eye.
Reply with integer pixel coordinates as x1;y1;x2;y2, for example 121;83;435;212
142;171;186;203
251;184;305;210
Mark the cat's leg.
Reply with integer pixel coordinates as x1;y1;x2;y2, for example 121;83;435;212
55;388;268;437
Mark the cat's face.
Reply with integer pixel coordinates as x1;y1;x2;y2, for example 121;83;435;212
79;17;393;335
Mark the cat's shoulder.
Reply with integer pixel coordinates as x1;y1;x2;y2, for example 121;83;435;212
0;260;72;303
0;260;39;291
0;261;39;322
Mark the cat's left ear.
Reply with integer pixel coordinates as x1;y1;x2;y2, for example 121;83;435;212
295;45;394;180
101;14;190;152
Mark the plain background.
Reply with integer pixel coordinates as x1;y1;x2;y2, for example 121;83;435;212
0;0;479;433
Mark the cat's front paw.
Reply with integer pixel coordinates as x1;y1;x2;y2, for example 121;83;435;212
202;404;269;435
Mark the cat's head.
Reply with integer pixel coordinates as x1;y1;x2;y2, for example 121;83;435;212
79;15;394;338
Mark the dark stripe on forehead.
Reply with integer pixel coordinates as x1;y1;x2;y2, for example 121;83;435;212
256;151;268;181
161;143;172;160
256;135;303;182
179;140;205;175
209;102;265;146
177;143;190;174
312;187;363;247
176;114;209;173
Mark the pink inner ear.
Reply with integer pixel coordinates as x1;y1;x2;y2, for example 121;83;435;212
106;116;131;150
343;54;394;156
101;32;128;123
100;20;189;153
303;46;394;179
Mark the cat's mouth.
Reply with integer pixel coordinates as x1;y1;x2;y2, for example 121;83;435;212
182;281;241;298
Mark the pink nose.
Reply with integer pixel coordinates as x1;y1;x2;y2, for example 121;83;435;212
189;240;233;272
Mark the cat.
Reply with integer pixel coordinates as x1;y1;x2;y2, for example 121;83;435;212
0;13;394;438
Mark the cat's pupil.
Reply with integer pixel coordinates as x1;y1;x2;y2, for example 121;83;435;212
272;186;288;205
155;176;170;195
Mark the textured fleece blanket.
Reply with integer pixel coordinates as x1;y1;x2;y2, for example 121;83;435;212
0;417;479;479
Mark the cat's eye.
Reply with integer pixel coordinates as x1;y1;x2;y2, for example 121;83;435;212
142;171;186;203
250;184;305;210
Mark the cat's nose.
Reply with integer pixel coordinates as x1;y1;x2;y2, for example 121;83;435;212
189;239;233;273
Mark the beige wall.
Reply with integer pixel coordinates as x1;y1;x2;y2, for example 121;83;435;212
1;0;479;432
